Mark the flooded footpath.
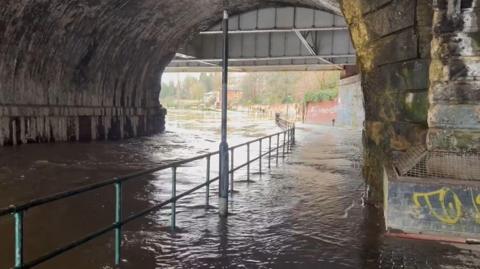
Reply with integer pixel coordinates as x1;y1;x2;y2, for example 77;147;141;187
0;109;479;268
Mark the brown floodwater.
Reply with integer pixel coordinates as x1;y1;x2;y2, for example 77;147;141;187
0;109;479;269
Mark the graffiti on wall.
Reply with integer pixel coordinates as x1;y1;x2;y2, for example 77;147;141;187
412;187;480;225
387;181;480;237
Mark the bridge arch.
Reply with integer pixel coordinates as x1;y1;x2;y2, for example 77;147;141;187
1;0;479;203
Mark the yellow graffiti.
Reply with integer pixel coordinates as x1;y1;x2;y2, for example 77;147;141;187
413;188;462;225
471;190;480;224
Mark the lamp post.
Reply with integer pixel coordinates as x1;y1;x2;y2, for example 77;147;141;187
218;9;229;217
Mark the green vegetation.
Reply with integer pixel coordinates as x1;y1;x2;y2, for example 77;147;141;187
160;71;340;108
239;71;340;105
161;73;220;108
303;88;338;102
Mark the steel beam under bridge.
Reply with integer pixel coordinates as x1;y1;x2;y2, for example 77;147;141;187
166;7;356;73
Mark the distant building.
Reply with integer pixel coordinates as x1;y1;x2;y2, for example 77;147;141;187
215;89;243;108
203;91;217;105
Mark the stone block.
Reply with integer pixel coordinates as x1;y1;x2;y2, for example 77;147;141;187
359;0;392;15
363;0;415;40
365;60;430;93
428;127;480;151
429;104;480;129
433;32;480;57
431;81;480;104
372;28;418;66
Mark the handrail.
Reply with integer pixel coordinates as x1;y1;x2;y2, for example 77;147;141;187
0;129;289;217
275;113;295;131
2;125;296;269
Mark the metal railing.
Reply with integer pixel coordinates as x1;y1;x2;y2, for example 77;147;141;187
0;124;295;269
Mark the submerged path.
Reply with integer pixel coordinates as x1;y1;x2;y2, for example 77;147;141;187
0;110;479;268
133;125;478;269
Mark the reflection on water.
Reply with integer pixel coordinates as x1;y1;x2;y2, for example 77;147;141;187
0;109;479;268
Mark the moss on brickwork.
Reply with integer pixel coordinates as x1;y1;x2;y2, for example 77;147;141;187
404;92;429;124
340;0;432;206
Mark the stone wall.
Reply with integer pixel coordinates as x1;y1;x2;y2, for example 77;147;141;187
340;0;433;204
336;74;365;127
428;0;480;152
0;105;165;145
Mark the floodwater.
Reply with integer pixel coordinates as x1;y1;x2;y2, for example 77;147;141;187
0;109;479;269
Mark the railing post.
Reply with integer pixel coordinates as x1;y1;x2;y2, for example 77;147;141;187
171;167;177;231
290;127;294;148
14;211;23;269
292;123;296;145
114;181;122;266
289;127;292;151
230;148;234;193
259;139;262;174
282;131;286;157
206;155;211;207
276;133;280;167
268;136;272;169
247;143;250;182
287;126;290;152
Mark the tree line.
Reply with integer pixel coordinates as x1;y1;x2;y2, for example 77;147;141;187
160;71;340;106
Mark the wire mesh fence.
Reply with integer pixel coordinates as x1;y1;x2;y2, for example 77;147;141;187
395;147;480;181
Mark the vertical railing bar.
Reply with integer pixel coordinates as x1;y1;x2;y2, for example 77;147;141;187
289;126;292;151
230;148;234;193
14;211;24;269
292;123;296;145
282;131;286;157
287;126;290;152
247;143;250;182
206;155;210;207
291;127;294;149
290;128;292;151
290;126;293;151
114;181;122;266
268;136;272;169
288;126;292;151
276;133;280;167
171;167;177;231
259;138;262;174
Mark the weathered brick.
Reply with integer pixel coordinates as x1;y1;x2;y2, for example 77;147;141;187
428;127;480;151
364;60;429;93
429;104;480;129
363;0;416;40
372;28;418;66
359;0;392;14
431;81;480;104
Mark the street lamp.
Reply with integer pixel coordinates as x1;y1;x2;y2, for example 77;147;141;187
218;9;229;217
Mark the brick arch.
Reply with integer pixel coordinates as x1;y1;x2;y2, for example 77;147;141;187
1;0;478;205
0;0;339;146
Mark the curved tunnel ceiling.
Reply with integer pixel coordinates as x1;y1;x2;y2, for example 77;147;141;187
0;0;341;108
